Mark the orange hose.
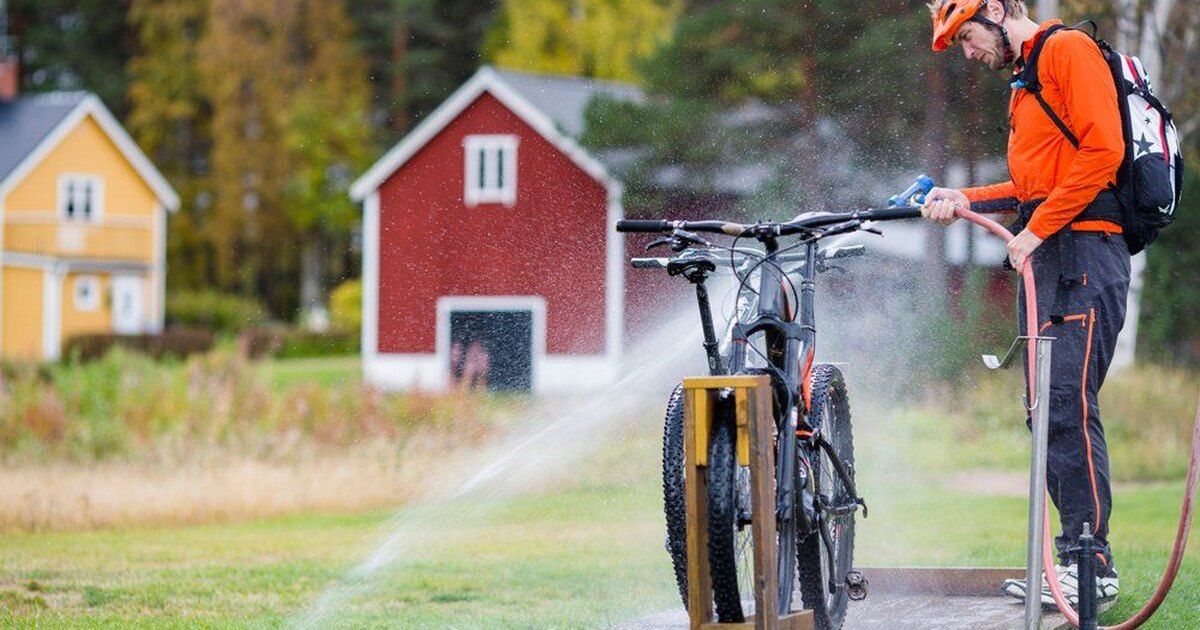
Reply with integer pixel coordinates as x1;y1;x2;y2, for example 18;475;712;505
954;206;1200;629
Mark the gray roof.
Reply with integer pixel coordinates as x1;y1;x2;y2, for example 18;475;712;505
490;67;644;138
0;91;88;184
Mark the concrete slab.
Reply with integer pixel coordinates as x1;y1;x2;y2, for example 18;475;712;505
611;567;1111;630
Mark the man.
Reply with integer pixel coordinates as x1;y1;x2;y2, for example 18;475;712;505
923;0;1129;606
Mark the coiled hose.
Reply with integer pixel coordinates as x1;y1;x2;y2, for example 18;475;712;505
955;205;1200;629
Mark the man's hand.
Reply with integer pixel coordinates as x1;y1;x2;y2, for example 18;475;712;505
921;187;967;225
1006;228;1044;272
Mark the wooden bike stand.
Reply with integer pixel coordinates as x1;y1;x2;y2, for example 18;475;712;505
682;375;814;630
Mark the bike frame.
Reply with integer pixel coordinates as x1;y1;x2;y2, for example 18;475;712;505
683;237;816;538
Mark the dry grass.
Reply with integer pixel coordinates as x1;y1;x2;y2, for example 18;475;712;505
898;363;1200;482
0;348;510;532
0;424;500;533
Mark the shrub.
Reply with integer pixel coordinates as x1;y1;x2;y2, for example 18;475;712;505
166;290;267;334
329;280;362;334
276;329;359;359
62;328;215;363
238;326;288;360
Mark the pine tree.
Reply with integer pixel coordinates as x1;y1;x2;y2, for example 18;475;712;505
7;0;134;113
350;0;500;140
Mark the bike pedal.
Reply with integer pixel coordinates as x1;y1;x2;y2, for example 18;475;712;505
846;570;868;601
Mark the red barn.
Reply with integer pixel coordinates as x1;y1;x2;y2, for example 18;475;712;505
350;67;642;393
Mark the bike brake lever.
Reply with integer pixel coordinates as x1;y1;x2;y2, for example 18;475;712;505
645;237;672;251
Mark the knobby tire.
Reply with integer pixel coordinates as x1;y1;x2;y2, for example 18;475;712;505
797;364;855;630
706;413;745;622
662;384;689;608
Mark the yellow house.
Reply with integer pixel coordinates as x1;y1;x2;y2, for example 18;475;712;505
0;92;179;362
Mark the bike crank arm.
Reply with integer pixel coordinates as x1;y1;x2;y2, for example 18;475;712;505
818;517;841;595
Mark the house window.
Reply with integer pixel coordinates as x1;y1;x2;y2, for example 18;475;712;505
463;135;518;206
58;174;104;222
73;276;101;312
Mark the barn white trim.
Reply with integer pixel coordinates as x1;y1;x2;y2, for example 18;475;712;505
363;352;619;393
435;295;545;391
349;66;621;202
360;191;380;368
364;288;618;394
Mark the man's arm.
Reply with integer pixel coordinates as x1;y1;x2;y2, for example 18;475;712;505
923;180;1019;225
1024;32;1124;239
962;180;1018;206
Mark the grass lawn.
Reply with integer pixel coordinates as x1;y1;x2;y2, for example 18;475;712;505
1;403;1197;628
252;355;361;390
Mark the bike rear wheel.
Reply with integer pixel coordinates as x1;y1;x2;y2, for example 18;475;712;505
662;384;689;608
797;364;855;630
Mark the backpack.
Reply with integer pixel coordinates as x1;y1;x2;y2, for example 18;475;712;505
1011;23;1184;254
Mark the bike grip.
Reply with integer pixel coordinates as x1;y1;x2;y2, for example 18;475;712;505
870;206;924;221
615;219;670;233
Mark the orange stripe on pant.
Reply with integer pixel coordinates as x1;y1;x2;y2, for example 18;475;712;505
1081;308;1104;534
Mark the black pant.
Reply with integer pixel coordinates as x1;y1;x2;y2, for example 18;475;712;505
1017;231;1130;574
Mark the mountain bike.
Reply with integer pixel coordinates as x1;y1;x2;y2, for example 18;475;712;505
617;197;924;629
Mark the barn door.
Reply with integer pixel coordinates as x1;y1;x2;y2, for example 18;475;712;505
448;310;533;392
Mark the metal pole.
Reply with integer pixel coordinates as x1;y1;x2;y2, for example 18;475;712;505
1078;521;1098;630
1025;337;1053;630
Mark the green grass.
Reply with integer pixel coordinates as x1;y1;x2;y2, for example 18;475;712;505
252;355;361;390
2;402;1198;627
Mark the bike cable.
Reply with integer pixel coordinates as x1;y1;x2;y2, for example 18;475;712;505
955;205;1200;630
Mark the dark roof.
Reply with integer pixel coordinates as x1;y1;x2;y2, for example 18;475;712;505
0;91;89;184
490;67;644;138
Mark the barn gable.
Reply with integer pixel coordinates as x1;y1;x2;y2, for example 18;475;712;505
350;66;626;202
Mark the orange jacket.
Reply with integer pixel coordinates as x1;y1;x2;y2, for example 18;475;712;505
961;20;1125;238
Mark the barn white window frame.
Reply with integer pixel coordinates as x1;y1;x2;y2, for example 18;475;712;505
463;134;518;207
57;173;105;223
435;295;546;391
73;275;101;312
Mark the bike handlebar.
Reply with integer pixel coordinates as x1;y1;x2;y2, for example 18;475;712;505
615;205;923;236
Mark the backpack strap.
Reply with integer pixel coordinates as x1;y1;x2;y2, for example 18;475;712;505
1011;24;1080;148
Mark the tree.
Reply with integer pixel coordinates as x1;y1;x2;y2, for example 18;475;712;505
127;0;210;292
7;0;135;113
283;0;372;320
485;0;681;83
1055;0;1200;367
197;0;297;313
350;0;500;140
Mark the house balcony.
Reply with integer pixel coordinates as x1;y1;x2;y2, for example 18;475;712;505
3;214;155;263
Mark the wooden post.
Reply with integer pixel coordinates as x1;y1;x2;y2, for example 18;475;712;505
683;376;814;630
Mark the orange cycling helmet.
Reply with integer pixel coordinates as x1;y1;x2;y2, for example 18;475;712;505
931;0;986;51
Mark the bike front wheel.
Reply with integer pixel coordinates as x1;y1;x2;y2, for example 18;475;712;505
706;405;798;622
797;364;856;630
